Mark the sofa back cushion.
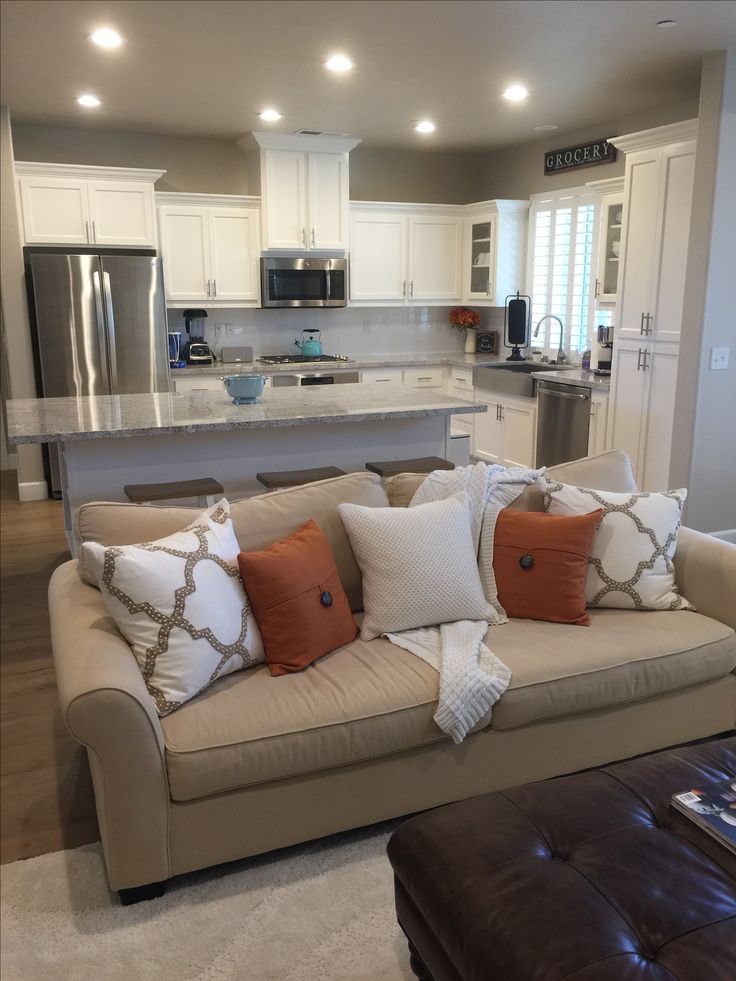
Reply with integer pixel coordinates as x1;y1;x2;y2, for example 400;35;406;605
77;472;389;611
383;450;637;509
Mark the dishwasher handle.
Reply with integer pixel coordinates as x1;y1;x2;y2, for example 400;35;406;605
538;388;589;401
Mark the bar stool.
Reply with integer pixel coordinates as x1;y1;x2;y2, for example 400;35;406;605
124;477;224;507
364;456;454;478
255;466;347;490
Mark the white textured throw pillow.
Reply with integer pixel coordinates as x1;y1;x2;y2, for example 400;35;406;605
542;479;693;611
81;500;264;715
339;497;493;640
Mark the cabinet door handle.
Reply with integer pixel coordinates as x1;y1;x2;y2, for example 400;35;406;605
301;227;306;247
85;220;90;243
402;280;407;297
311;227;315;246
206;280;211;298
642;348;650;370
640;312;645;336
636;348;643;370
595;278;600;299
410;281;414;297
213;279;217;297
92;220;97;243
500;404;504;421
644;313;653;335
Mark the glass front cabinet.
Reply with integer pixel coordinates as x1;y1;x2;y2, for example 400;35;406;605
467;217;496;300
589;177;625;306
463;201;529;305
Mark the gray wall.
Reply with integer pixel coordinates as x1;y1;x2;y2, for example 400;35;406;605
349;146;484;203
11;123;250;194
478;99;700;199
670;52;736;534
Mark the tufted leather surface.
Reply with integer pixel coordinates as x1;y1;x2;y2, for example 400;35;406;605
388;738;736;981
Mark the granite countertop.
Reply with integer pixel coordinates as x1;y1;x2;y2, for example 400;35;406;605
529;368;610;393
6;385;484;444
174;351;510;377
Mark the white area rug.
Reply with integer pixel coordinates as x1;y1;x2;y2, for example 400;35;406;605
1;822;415;981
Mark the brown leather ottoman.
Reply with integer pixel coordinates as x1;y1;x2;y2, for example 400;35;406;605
387;738;736;981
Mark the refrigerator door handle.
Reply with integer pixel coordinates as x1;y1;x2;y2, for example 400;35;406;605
92;270;109;379
102;271;119;391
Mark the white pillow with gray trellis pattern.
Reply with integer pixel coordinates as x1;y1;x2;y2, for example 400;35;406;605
541;480;694;612
81;499;264;715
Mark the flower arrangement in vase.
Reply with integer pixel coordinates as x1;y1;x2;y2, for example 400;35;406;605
449;307;481;353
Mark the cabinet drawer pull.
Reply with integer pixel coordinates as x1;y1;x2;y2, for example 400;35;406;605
417;376;433;381
636;348;643;370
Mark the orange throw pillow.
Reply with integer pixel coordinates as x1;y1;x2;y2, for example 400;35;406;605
237;519;358;676
493;508;603;626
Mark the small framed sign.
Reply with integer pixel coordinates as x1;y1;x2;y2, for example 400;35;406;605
544;139;617;175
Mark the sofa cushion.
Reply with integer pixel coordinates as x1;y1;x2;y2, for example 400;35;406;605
162;635;444;801
161;608;735;802
489;609;736;730
77;471;389;611
383;449;638;509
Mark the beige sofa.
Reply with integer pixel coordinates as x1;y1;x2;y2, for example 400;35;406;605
48;450;736;899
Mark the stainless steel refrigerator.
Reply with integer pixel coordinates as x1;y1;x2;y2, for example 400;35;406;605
26;251;170;496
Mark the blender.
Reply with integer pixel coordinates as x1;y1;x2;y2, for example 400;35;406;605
182;309;212;365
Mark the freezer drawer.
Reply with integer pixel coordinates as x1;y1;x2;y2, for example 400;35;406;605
535;380;591;468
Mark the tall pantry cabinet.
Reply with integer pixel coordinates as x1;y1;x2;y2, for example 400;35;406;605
606;120;698;492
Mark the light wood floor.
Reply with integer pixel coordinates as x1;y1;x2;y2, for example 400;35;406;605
0;471;98;863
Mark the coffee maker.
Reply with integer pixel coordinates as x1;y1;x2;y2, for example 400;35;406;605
593;324;614;375
182;309;212;365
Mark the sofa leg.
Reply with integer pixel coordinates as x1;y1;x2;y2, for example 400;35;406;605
408;941;434;981
118;880;167;905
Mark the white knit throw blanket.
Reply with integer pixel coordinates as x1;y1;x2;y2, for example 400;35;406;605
386;462;543;744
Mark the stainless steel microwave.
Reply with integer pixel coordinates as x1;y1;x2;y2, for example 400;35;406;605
260;256;347;308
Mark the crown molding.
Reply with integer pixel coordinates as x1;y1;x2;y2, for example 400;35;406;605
240;131;362;154
349;200;462;216
155;192;261;209
586;176;625;194
14;161;166;182
609;118;698;154
463;199;530;215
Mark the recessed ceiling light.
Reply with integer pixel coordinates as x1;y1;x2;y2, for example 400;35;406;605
259;109;283;122
534;123;559;132
89;28;124;48
76;94;102;108
656;19;677;28
414;120;436;134
324;54;354;73
503;84;528;102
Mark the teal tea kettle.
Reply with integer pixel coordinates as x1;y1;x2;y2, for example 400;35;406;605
294;329;323;358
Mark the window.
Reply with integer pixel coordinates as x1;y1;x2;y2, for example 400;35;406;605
526;188;599;356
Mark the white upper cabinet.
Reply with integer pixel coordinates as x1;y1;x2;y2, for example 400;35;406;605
409;216;463;300
262;150;307;250
610;121;697;344
308;152;349;250
247;133;360;253
350;212;407;301
463;201;529;305
587;177;625;304
16;163;163;247
156;194;261;307
349;204;462;305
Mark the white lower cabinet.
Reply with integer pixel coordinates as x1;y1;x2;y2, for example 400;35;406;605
606;340;679;491
360;368;404;384
448;368;475;437
588;394;609;457
403;367;444;389
473;393;536;468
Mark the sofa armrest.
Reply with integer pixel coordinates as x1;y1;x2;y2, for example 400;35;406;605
49;561;171;890
674;527;736;631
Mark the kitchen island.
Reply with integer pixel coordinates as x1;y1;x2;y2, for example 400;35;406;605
7;385;483;550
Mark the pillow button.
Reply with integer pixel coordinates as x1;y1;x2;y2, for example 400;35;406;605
320;590;333;608
519;553;535;570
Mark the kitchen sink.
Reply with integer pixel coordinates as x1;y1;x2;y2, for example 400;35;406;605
473;362;568;398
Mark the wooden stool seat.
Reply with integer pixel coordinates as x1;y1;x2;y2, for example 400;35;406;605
124;477;224;507
255;466;346;490
365;456;454;478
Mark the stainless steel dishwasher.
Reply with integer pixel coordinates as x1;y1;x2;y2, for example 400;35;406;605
535;380;591;467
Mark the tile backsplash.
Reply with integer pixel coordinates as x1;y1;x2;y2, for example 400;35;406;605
166;305;505;359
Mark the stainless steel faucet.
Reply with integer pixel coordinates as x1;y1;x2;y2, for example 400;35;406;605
534;315;567;364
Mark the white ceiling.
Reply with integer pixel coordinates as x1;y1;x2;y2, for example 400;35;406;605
1;0;735;151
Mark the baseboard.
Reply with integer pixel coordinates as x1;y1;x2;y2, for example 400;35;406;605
0;452;18;471
18;480;49;502
710;529;736;545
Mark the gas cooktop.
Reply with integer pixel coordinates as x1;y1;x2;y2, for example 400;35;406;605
258;354;353;365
